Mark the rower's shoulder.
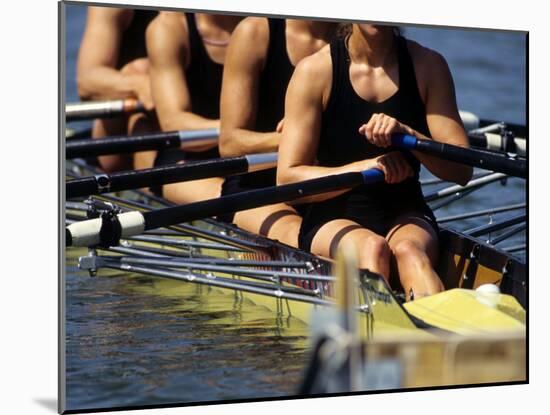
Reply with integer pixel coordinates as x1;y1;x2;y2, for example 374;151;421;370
86;6;133;30
290;45;332;101
147;12;189;41
146;12;187;56
227;17;270;65
405;38;450;76
294;45;332;83
231;17;270;46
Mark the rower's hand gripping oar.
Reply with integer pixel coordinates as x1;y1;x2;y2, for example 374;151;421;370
66;169;385;247
391;134;527;179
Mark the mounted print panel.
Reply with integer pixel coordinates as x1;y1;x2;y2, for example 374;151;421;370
60;1;527;413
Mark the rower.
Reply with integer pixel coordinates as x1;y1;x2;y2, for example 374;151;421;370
218;18;337;248
77;6;158;172
277;24;473;300
146;12;242;200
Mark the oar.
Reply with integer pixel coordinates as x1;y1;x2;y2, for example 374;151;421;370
66;153;277;199
65;127;526;160
392;134;526;178
66;169;385;247
66;98;144;122
459;110;527;137
65;129;219;159
468;132;526;157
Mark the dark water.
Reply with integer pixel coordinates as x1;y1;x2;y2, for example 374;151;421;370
64;4;527;412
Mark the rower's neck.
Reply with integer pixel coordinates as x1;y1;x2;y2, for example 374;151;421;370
348;26;397;67
286;19;335;41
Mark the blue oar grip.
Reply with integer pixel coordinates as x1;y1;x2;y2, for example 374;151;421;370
360;168;385;184
392;133;418;149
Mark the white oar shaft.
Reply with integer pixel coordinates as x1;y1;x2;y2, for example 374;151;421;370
67;211;145;247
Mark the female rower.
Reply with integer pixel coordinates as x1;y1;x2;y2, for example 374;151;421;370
146;12;242;200
277;24;472;299
77;6;157;172
218;18;336;247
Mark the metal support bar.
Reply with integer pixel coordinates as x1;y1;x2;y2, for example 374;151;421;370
465;214;526;237
437;203;525;223
489;223;527;245
115;256;335;282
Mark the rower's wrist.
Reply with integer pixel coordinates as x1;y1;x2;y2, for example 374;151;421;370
357;159;377;171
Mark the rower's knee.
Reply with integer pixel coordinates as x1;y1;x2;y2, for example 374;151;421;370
392;239;435;273
357;234;390;269
266;215;302;248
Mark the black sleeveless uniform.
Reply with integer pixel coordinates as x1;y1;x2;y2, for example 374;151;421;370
116;9;157;69
298;35;438;251
153;13;222;172
218;19;295;223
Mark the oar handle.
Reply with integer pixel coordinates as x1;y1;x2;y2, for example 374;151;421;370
66;98;144;122
391;134;527;179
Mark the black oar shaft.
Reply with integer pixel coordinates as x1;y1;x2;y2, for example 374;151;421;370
67;157;244;199
66;99;144;122
65;129;219;159
66;153;277;199
66;169;384;247
393;134;526;178
144;171;381;230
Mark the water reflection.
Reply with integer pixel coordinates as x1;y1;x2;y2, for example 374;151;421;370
66;250;309;410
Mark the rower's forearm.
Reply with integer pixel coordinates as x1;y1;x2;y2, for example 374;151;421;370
408;130;473;185
414;152;473;186
219;129;280;157
277;161;367;203
77;67;144;101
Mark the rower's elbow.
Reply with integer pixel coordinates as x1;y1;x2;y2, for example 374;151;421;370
276;167;293;186
76;75;92;100
219;129;240;157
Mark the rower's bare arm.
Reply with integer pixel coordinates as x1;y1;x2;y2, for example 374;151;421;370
278;51;374;202
147;13;219;148
219;18;280;157
77;8;150;106
414;45;473;185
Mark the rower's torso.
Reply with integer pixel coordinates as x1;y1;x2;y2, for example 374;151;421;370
117;9;157;69
256;19;335;132
255;19;294;132
318;35;430;172
181;13;227;120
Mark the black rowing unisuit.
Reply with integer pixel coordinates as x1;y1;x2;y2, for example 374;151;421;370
255;19;295;133
116;9;158;69
154;13;222;174
298;35;438;251
219;19;295;223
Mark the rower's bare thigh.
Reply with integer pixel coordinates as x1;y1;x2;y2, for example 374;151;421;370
386;215;439;265
130;113;158;171
310;219;382;259
163;177;224;204
93;117;133;171
234;204;302;247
